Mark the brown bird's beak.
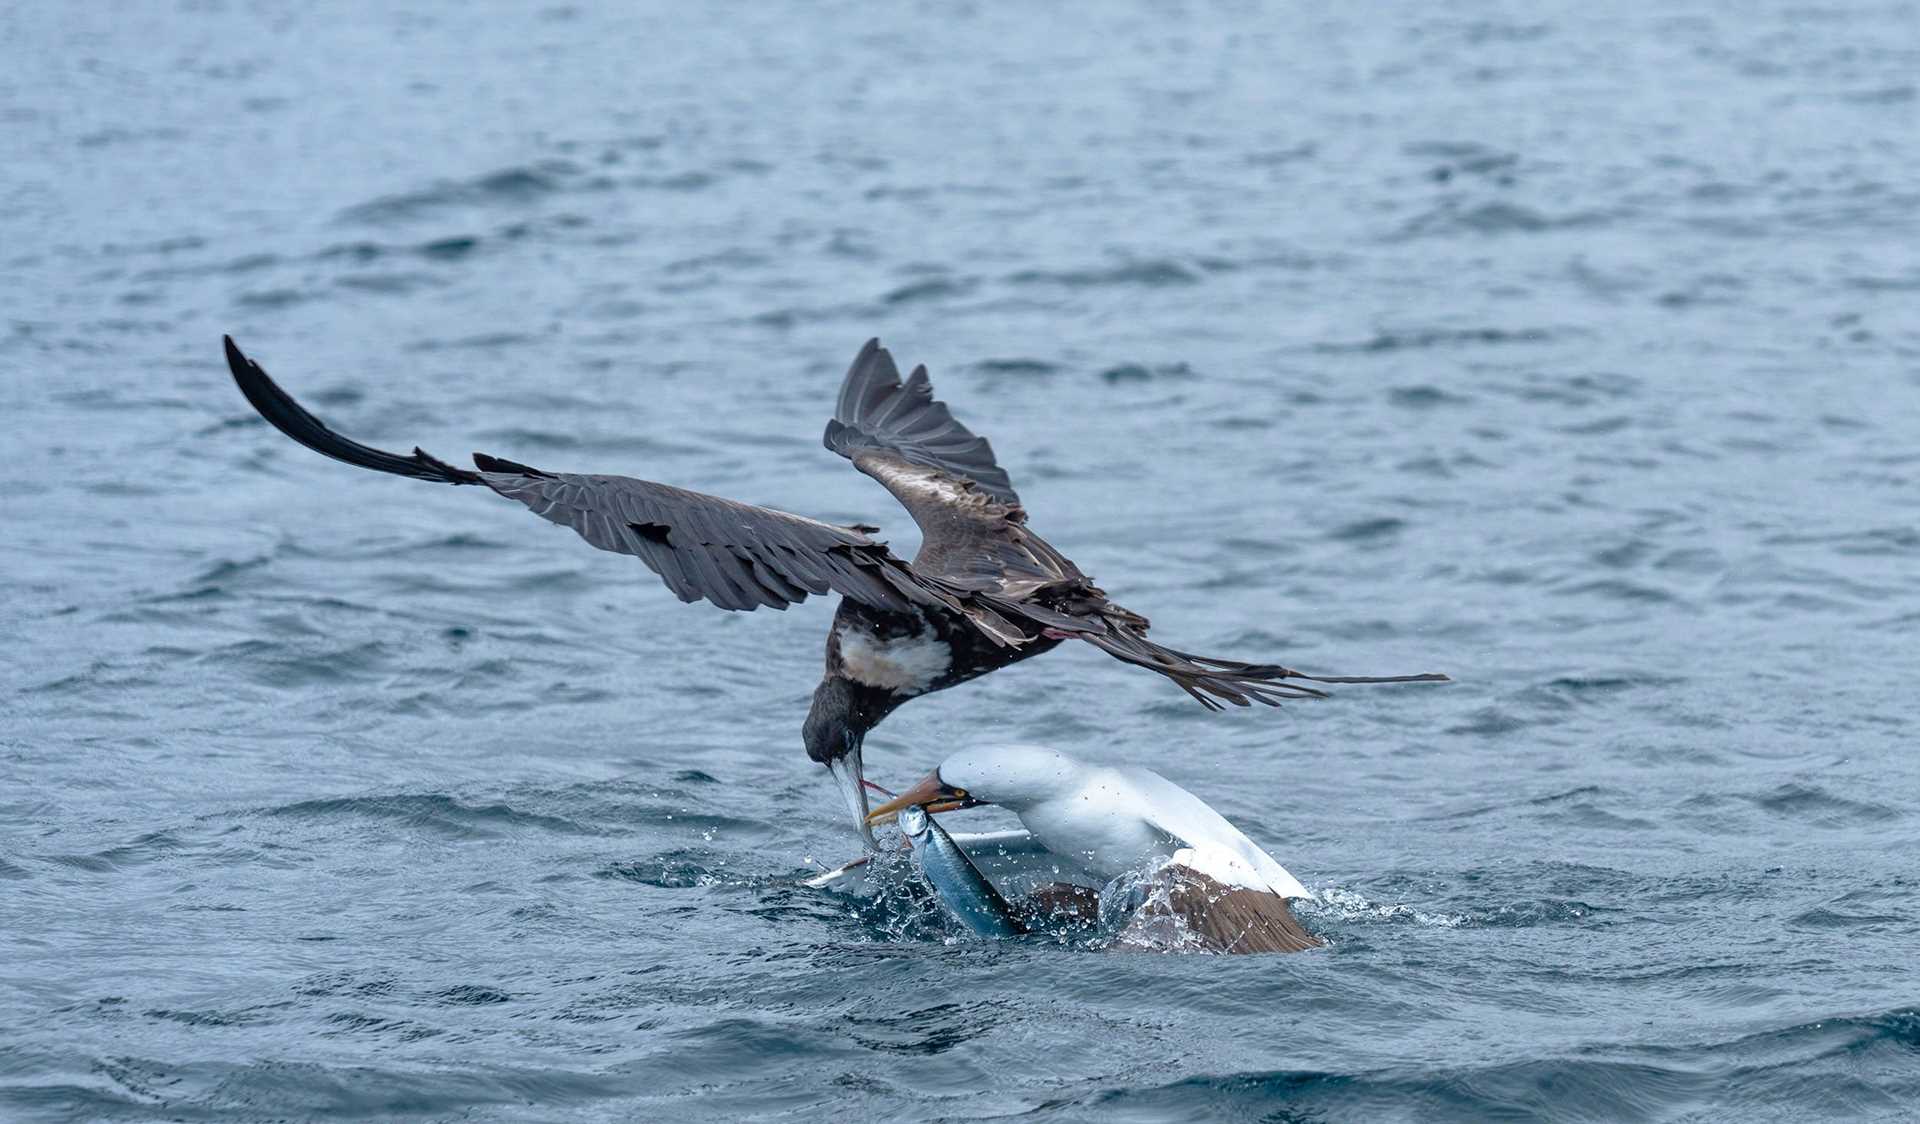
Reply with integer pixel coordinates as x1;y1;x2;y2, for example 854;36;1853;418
864;768;978;827
826;748;877;850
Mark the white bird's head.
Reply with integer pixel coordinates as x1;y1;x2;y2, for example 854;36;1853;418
865;744;1089;824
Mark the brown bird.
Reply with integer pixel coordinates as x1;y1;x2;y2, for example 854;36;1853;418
222;336;1445;841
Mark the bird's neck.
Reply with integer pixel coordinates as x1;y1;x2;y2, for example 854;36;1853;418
806;675;899;737
1017;787;1173;883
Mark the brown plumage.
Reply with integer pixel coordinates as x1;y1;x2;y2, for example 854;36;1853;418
1015;881;1105;931
1113;867;1324;955
221;334;1446;814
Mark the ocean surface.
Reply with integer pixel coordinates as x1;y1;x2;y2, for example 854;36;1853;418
4;2;1919;1120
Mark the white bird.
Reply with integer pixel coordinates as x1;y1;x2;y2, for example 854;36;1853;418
865;745;1322;954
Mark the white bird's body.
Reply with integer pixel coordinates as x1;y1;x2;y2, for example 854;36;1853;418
1006;761;1315;902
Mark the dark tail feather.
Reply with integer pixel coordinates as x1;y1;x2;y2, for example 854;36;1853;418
1166;651;1450;687
1082;616;1448;709
1079;624;1332;709
1285;671;1450;685
223;335;482;485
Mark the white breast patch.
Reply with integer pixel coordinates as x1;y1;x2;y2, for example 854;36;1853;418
837;627;952;695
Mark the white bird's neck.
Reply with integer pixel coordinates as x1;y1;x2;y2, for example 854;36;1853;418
1013;772;1179;882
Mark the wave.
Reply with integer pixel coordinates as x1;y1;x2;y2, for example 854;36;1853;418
1062;1007;1920;1122
1744;783;1901;827
1314;326;1558;354
972;357;1061;376
881;276;977;305
263;793;601;840
1393;199;1621;240
0;1058;632;1122
337;161;581;225
40;830;191;875
1008;258;1204;288
1307;886;1469;929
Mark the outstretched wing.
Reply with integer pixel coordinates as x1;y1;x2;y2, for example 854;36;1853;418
821;340;1073;593
224;336;937;614
825;338;1019;506
810;340;1451;699
470;463;929;612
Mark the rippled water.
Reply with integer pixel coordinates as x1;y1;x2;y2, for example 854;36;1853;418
5;2;1920;1120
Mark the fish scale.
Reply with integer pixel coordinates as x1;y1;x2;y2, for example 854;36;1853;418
899;805;1028;939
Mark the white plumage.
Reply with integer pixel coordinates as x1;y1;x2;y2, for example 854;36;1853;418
935;745;1315;902
834;624;952;695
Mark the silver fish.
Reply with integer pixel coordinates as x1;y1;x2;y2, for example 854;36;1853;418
899;804;1028;939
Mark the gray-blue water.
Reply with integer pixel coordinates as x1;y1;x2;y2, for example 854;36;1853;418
4;3;1919;1120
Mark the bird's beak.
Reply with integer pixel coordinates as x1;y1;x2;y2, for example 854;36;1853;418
864;768;978;827
825;741;877;850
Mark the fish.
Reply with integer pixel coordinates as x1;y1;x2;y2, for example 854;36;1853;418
897;803;1028;939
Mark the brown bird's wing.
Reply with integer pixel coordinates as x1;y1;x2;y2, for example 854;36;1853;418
826;338;1019;507
818;339;1447;700
223;335;949;615
823;339;1081;593
1111;867;1324;955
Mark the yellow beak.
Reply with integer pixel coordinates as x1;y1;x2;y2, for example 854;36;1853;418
863;768;976;826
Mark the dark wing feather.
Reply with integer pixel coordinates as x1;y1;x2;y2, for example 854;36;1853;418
473;462;931;613
819;341;1068;591
825;339;1020;506
224;336;482;485
847;448;1082;588
224;335;939;616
